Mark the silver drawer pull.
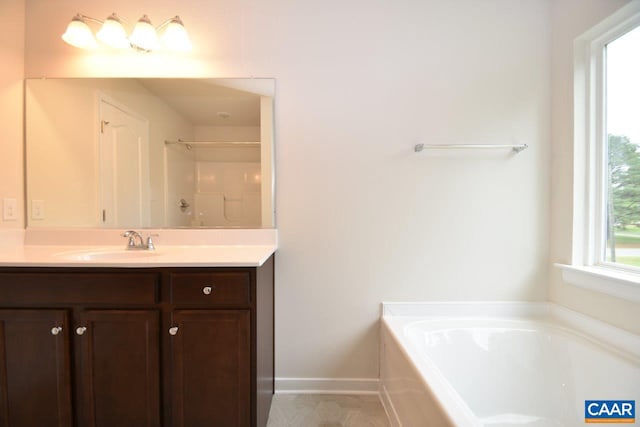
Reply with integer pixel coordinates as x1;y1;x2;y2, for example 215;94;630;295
169;326;179;336
51;326;63;336
76;326;87;336
203;286;213;295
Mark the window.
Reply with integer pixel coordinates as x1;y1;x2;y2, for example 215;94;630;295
604;26;640;268
561;1;640;302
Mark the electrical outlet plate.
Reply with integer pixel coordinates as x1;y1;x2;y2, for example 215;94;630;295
3;198;18;221
31;199;45;220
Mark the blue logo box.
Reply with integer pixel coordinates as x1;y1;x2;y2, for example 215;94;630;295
585;400;635;423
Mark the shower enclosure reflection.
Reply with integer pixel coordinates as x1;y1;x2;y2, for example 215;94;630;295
164;140;262;227
25;78;274;229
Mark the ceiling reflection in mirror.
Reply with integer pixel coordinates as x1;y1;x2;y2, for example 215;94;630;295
25;78;275;229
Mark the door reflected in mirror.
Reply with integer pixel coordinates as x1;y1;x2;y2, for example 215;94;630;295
25;78;275;229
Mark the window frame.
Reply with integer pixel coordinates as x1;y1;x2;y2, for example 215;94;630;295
561;1;640;302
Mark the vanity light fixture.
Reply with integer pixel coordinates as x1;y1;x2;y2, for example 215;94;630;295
96;14;129;49
61;13;192;52
160;16;192;52
61;14;98;49
129;15;160;52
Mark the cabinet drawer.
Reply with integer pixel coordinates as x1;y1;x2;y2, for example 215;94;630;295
0;272;158;305
170;272;250;306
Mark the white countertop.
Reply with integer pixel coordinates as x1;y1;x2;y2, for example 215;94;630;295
0;245;276;268
0;229;277;268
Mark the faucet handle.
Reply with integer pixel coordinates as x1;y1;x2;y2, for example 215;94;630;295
121;230;137;247
146;234;159;251
121;230;141;239
121;230;144;248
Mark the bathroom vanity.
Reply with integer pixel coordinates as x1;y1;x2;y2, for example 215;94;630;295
8;75;278;426
0;237;275;427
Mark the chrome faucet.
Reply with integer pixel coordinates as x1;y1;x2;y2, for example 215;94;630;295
122;230;157;250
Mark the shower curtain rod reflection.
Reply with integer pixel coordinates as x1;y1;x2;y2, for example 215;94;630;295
414;143;528;153
164;139;260;151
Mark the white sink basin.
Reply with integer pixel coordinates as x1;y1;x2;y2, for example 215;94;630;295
57;249;160;261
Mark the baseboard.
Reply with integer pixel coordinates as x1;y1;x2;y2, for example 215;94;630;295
274;377;380;395
379;383;401;427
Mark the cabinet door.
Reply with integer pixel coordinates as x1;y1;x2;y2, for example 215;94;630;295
170;310;251;427
0;310;72;427
76;310;160;427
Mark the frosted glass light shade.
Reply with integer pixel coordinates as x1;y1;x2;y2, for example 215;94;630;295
129;15;160;51
161;16;192;51
61;15;98;49
96;14;129;49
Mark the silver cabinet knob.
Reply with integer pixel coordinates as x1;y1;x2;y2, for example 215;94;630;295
76;326;87;336
203;286;213;295
169;327;179;336
51;327;63;336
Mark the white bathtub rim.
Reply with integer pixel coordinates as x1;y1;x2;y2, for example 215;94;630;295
381;301;550;319
549;303;640;357
395;317;640;366
381;301;640;358
381;316;480;427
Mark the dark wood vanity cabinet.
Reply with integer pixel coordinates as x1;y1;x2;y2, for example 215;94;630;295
170;310;251;427
0;309;73;427
76;309;161;427
0;255;274;427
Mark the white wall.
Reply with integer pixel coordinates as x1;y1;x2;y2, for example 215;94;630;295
194;125;260;142
260;96;274;228
549;0;640;334
22;0;551;382
0;0;25;229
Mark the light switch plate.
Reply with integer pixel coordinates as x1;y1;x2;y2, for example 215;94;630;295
3;198;17;221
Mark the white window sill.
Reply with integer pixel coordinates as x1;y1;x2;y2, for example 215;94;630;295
556;264;640;303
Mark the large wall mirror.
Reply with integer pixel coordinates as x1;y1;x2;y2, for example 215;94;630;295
25;78;275;229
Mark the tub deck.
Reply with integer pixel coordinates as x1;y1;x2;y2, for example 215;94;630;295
380;302;640;427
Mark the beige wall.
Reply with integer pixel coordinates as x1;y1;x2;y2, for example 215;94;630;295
0;0;25;229
549;0;640;334
21;0;551;382
26;79;102;226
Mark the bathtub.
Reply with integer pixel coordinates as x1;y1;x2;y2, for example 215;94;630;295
379;302;640;426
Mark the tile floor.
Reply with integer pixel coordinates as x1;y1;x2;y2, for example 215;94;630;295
266;394;390;427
